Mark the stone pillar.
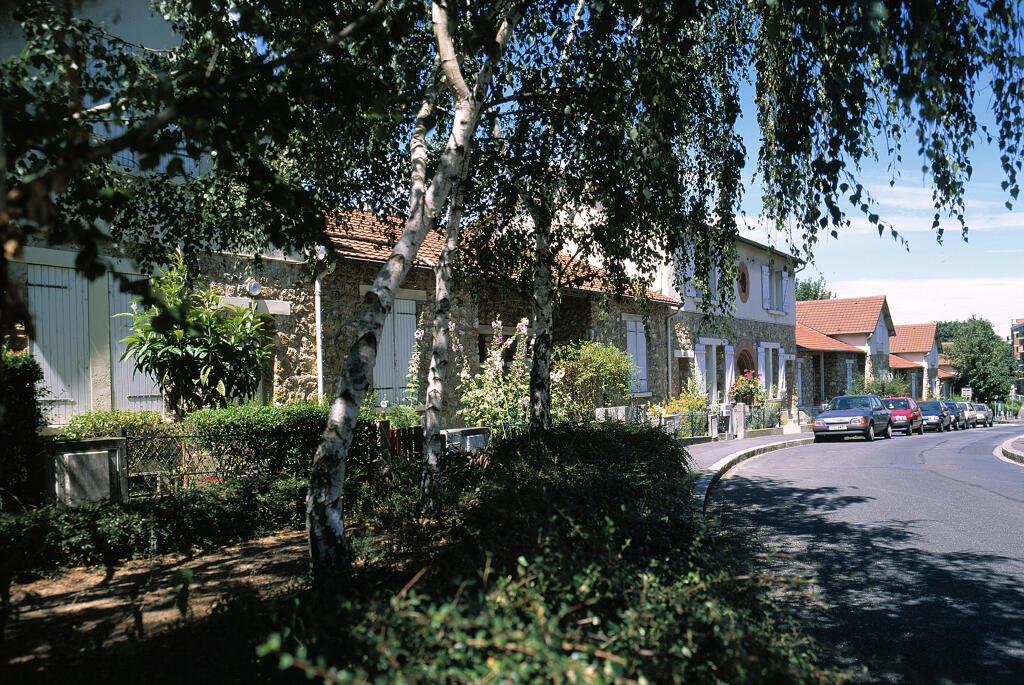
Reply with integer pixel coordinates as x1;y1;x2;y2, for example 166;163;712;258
757;346;766;390
733;403;746;439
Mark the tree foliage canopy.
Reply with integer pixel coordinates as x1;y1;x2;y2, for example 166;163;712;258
795;276;834;301
946;316;1016;402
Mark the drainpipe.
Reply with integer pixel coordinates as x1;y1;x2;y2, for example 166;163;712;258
315;259;336;402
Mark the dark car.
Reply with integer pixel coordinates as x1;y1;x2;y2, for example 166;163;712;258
943;401;966;430
813;394;893;442
918;400;951;432
883;397;924;435
973;403;994;427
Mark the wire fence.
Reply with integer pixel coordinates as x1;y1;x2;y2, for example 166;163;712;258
744;401;782;430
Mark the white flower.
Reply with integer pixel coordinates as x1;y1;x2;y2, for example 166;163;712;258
552;369;566;383
380;400;389;408
516;318;529;333
414;329;424;340
448;321;456;331
492;319;502;329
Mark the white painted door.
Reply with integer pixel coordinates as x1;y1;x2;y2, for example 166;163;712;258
108;273;164;413
372;299;417;405
27;265;90;425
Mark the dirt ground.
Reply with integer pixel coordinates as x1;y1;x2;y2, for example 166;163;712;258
3;529;308;673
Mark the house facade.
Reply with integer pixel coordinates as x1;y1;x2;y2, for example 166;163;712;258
889;322;940;400
1012;318;1024;397
795;295;895;411
653;236;800;415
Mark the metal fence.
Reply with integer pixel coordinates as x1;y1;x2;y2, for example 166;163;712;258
745;401;782;430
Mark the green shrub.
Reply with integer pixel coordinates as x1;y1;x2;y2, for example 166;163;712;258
0;475;306;582
0;347;45;507
58;409;171;439
551;340;635;422
852;372;908;398
265;424;837;683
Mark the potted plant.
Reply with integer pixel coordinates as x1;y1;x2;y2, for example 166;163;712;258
729;370;764;405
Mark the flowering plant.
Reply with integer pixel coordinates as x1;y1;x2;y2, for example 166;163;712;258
729;369;764;403
455;318;532;428
651;376;708;416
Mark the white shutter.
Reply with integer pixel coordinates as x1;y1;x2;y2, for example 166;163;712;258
393;299;417;403
782;272;791;314
27;265;90;425
761;265;771;310
757;347;766;389
108;273;164;413
626;320;648;393
372;298;416;406
682;252;696;298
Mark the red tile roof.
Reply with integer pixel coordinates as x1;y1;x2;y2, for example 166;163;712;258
889;354;920;370
937;368;956;378
325;210;680;305
796;295;889;335
796;323;864;352
890;322;938;354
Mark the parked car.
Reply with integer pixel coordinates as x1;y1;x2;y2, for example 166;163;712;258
958;401;978;428
882;397;924;435
918;400;951;432
813;394;893;442
973;403;994;427
943;401;966;430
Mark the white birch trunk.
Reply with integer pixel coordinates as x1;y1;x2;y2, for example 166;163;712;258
306;4;520;583
529;206;554;436
420;169;465;516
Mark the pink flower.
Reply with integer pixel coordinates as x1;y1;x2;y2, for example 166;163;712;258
414;329;424;340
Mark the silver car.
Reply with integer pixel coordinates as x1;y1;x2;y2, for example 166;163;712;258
973;403;994;427
958;402;978;428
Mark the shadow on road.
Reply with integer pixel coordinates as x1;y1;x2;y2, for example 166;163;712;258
709;477;1024;684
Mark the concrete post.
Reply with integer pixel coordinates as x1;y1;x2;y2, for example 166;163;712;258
733;403;746;439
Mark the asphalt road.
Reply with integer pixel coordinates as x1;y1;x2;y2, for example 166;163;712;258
708;424;1024;684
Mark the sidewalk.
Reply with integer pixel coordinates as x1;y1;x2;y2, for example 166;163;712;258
686;433;810;471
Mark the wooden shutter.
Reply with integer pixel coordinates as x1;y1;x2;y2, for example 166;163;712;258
626;320;648;393
761;265;771;310
108;273;164;413
372;298;416;406
27;265;90;425
782;272;791;314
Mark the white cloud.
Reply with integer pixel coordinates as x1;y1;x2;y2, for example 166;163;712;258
985;248;1024;254
831;277;1024;338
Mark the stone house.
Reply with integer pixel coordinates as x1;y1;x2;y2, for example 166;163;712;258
937;342;958;398
888;322;940;400
796;295;895;387
652;236;800;416
794;322;865;410
9;212;680;426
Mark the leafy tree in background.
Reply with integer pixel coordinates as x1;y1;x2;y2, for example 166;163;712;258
947;317;1016;403
119;251;272;419
937;320;969;343
795;276;834;301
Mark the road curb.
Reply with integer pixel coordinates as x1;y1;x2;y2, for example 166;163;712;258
997;434;1024;466
694;436;815;514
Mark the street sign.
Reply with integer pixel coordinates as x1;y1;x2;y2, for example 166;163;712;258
962;387;972;400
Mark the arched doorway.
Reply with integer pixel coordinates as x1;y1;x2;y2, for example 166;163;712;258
736;349;756;376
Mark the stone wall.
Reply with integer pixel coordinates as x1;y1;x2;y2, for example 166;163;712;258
589;297;673;401
672;311;798;414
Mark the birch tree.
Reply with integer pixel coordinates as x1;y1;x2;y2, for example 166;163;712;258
306;2;524;581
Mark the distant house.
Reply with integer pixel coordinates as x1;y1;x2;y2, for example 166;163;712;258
889;322;940;400
1012;319;1024;397
795;295;896;408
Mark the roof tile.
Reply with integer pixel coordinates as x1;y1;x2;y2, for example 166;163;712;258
796;323;864;352
888;354;919;370
890;322;938;353
796;296;887;335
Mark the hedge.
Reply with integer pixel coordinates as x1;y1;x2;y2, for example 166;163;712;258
0;348;45;508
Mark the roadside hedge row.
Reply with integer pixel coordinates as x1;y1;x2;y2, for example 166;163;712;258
264;423;838;683
0;475;307;583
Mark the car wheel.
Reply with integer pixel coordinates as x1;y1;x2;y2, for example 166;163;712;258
814;435;826;443
864;423;875;441
916;422;924;435
884;422;893;439
905;425;913;436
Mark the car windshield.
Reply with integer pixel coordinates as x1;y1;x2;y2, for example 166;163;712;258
919;401;942;411
973;404;986;410
883;399;910;410
829;396;870;410
944;402;958;409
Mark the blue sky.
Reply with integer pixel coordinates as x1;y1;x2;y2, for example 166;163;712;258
732;84;1024;339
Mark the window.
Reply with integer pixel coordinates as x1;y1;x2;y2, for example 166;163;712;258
761;264;790;314
846;359;854;391
626;319;648;393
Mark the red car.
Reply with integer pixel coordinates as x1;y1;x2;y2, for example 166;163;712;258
883;397;923;435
